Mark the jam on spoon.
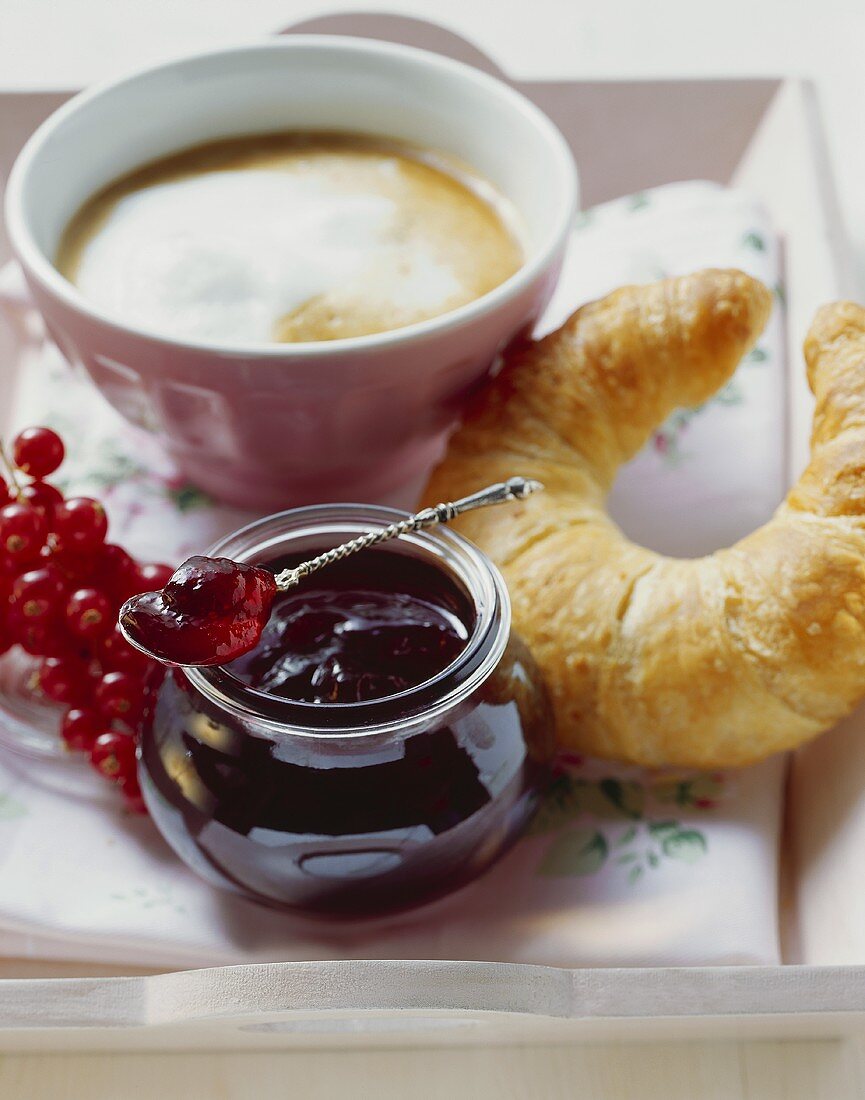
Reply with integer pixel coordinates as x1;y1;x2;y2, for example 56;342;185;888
119;477;542;669
119;555;278;667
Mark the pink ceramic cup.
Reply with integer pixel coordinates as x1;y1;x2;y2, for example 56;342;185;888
5;37;577;511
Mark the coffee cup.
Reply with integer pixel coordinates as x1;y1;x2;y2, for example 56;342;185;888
5;36;577;510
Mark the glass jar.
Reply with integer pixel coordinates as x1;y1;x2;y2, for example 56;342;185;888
138;505;554;917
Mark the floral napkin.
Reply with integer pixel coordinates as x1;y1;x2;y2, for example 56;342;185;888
0;180;786;968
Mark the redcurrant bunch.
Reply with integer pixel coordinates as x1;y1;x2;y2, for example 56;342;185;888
0;426;172;814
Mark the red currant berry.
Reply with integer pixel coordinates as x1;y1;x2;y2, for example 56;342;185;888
12;617;68;658
120;773;147;815
0;617;10;657
18;480;63;520
97;625;153;676
52;497;108;552
10;565;66;622
65;587;113;640
94;670;144;725
51;549;98;588
1;560;22;608
0;502;46;560
11;427;65;479
60;707;101;752
38;654;90;704
0;477;10;507
90;731;136;783
135;562;174;592
99;544;139;604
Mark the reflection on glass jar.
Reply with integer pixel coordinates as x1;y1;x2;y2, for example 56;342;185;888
138;505;554;916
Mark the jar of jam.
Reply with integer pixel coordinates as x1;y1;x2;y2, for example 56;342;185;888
138;505;554;916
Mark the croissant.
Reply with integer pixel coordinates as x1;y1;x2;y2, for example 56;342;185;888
424;269;865;767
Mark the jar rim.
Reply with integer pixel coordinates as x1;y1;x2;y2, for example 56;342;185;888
184;503;511;741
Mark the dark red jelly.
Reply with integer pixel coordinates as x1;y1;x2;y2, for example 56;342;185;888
120;556;278;666
228;552;471;703
137;507;554;917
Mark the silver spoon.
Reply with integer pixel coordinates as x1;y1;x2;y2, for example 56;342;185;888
272;476;543;591
118;477;543;666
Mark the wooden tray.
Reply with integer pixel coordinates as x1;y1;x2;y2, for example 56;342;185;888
0;13;854;1051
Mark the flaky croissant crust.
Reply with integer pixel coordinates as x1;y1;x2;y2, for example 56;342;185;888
424;269;865;767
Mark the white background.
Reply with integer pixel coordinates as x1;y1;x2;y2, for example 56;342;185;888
2;1;865;1095
3;0;865;295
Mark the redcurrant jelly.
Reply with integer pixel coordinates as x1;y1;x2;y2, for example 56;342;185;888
138;505;554;917
120;556;279;666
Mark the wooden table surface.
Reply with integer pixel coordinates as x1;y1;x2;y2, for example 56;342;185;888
1;1039;863;1098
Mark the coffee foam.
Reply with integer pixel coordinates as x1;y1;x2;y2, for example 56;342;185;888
58;136;523;344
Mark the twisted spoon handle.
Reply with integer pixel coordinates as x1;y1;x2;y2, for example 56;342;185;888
273;476;543;592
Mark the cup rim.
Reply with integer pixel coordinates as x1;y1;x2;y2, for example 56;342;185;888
5;34;578;360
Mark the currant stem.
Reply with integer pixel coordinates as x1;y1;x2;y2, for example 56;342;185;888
0;440;23;498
